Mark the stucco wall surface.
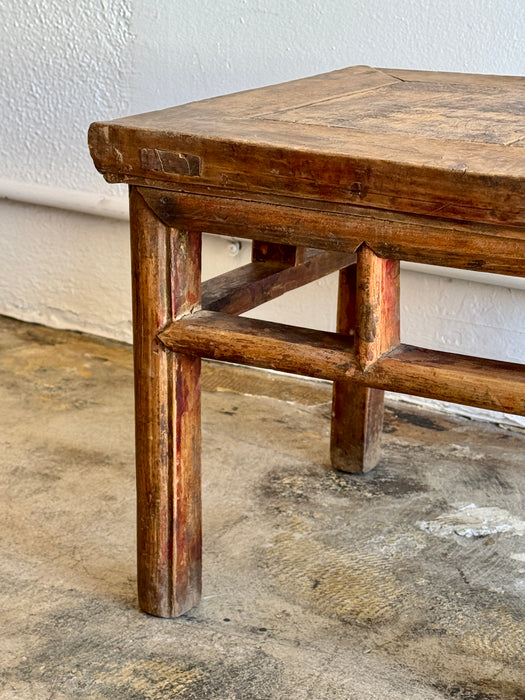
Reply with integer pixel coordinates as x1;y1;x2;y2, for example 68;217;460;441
130;0;525;111
1;0;133;191
1;0;524;424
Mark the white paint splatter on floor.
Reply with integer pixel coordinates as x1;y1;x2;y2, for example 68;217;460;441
418;503;525;538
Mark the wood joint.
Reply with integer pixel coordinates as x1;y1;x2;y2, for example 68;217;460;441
356;245;400;370
159;311;525;416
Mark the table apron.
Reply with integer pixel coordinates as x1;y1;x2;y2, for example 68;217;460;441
137;187;525;278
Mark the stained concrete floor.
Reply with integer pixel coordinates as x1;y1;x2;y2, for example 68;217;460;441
1;315;524;700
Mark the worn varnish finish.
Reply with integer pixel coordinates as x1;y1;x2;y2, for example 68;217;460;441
89;65;525;228
356;245;400;370
137;189;525;278
158;312;525;416
202;250;356;315
89;67;525;618
330;262;387;473
329;245;400;474
130;188;202;618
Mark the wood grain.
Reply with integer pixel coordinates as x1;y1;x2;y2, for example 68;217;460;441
160;310;357;380
159;311;525;416
356;245;400;369
138;189;525;278
330;263;386;473
130;187;202;618
374;345;525;416
202;250;356;315
89;66;525;227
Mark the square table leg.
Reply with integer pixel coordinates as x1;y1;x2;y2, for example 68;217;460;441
130;187;202;618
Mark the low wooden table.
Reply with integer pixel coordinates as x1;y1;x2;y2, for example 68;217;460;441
89;66;525;618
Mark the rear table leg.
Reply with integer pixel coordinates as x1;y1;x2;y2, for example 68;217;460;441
331;247;400;473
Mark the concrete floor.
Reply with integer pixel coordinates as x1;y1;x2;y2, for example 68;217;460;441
0;315;524;700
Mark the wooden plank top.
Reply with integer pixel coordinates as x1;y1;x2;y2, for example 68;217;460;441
89;65;525;227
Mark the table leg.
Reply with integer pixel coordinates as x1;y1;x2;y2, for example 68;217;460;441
252;240;306;265
130;187;202;617
331;248;400;473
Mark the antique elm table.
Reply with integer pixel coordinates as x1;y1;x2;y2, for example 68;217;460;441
89;66;525;618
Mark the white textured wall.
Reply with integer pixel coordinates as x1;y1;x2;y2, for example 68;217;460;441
1;0;524;423
1;0;133;190
130;0;525;110
0;0;134;335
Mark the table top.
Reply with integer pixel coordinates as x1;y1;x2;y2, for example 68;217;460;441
89;65;525;227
